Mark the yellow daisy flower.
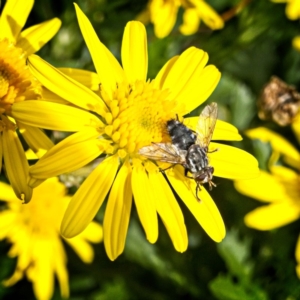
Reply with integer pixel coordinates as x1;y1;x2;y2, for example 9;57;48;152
137;0;224;38
234;127;300;278
272;0;300;20
0;177;103;300
0;0;61;202
14;5;259;261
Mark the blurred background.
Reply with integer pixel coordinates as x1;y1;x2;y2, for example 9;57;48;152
1;0;300;299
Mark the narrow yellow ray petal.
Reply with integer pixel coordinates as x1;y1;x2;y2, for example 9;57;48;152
149;171;188;252
245;202;300;230
58;68;100;91
185;117;242;141
61;155;119;238
180;8;200;35
162;47;208;92
246;127;300;164
16;18;61;55
122;21;148;83
0;0;34;42
28;55;107;115
28;178;45;189
0;181;17;201
18;121;54;158
167;167;225;242
104;160;132;261
192;0;224;29
32;240;54;300
68;221;103;245
296;236;300;278
29;128;103;180
41;88;70;105
64;236;94;263
53;243;69;299
131;162;158;244
154;56;179;90
74;4;126;98
12;101;102;131
150;0;179;38
234;171;290;203
210;142;259;179
180;65;221;114
2;126;32;202
0;134;2;173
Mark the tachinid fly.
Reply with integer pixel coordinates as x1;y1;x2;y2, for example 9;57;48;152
138;102;218;201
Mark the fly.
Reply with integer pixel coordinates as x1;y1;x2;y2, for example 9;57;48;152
139;102;218;201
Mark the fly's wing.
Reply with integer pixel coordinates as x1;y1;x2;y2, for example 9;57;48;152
196;102;218;148
138;143;186;164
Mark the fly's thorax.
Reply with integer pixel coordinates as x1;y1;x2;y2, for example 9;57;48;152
186;144;209;173
166;119;197;151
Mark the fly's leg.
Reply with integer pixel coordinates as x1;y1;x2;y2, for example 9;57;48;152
195;183;202;202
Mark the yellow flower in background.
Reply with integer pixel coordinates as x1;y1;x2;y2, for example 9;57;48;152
0;177;103;300
234;127;300;278
15;4;259;261
292;35;300;51
0;0;61;202
137;0;224;38
272;0;300;20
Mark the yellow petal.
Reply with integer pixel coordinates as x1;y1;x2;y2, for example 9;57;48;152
181;65;220;114
28;55;107;116
74;4;126;98
64;222;103;263
75;221;103;244
149;170;188;252
12;100;102;131
131;162;158;244
185;117;242;141
2;126;32;202
122;21;148;83
246;127;300;165
0;133;2;173
245;202;300;230
167;166;225;242
53;242;69;299
234;170;290;203
0;181;18;201
31;240;55;300
41;87;70;105
18;121;54;158
286;0;300;20
292;113;300;143
58;68;100;91
104;160;132;260
150;0;180;38
296;235;300;278
61;155;119;238
292;35;300;52
158;47;221;114
0;0;34;42
16;18;61;55
179;8;200;35
191;0;224;30
29;128;103;180
154;55;178;88
210;142;259;179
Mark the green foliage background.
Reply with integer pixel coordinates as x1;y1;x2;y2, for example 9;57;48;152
1;0;300;299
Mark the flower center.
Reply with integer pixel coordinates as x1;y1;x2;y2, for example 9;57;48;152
100;80;182;156
0;39;42;117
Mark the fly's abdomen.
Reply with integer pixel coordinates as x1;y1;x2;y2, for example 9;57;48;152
167;119;197;151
